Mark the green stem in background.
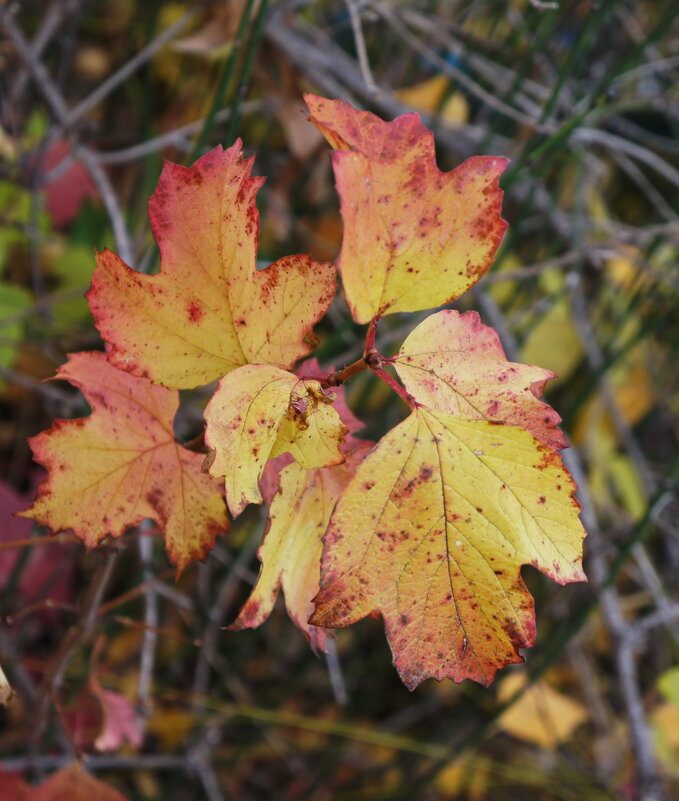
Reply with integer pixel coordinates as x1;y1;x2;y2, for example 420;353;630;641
224;0;270;147
188;0;257;162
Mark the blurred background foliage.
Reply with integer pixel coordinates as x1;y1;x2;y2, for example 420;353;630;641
1;0;679;799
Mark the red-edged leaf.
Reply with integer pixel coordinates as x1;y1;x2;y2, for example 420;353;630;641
88;144;336;388
312;408;586;689
205;364;348;516
230;446;370;652
21;352;227;573
394;310;567;450
305;94;508;323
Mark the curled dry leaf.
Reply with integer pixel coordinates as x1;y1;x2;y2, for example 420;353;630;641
21;352;228;574
205;364;348;516
394;309;567;450
305;94;507;323
230;446;371;652
88;143;336;388
312;409;586;689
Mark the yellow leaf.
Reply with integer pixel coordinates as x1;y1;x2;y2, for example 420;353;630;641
204;364;348;516
497;673;588;749
22;352;228;573
230;448;369;650
395;75;469;125
521;299;583;386
312;409;586;689
305;95;507;323
394;309;566;449
88;144;336;389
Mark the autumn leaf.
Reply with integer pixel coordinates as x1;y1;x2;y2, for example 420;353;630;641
88;143;336;389
311;408;586;689
230;446;370;651
28;762;130;801
394;310;567;450
305;94;507;323
497;672;588;749
22;352;227;573
0;767;29;799
64;675;142;753
205;364;348;516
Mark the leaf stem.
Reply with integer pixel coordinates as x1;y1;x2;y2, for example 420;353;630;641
311;314;419;407
323;355;370;386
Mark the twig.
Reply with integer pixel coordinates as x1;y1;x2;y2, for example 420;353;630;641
563;448;663;801
345;0;378;95
191;526;261;703
567;271;656;494
324;639;348;706
369;0;553;131
96;101;266;164
0;8;135;266
136;524;159;721
75;146;134;265
575;127;679;191
62;10;197;132
7;2;68;107
629;604;679;646
31;547;119;748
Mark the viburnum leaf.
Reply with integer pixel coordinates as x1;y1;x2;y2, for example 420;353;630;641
394;310;567;450
0;763;131;800
230;446;370;652
87;143;336;389
311;408;586;689
305;94;508;323
204;364;348;516
21;352;227;573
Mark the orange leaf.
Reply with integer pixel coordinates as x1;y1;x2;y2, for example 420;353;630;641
204;364;348;516
394;310;566;450
230;446;370;651
305;95;507;323
312;409;586;689
22;352;227;574
88;144;336;388
30;762;130;801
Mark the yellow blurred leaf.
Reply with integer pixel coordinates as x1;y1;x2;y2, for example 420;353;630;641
652;703;679;773
436;754;488;799
658;666;679;705
395;75;469;124
521;299;583;386
497;673;588;749
146;708;198;750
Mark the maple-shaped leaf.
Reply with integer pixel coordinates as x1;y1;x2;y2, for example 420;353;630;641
394;310;567;450
311;408;586;689
21;352;227;573
87;144;336;389
305;94;508;323
230;446;370;651
205;364;348;516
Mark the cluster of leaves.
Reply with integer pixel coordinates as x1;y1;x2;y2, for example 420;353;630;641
22;96;586;690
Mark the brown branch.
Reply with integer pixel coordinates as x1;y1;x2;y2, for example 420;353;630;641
31;547;119;748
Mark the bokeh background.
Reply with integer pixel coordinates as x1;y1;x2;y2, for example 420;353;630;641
1;1;678;799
